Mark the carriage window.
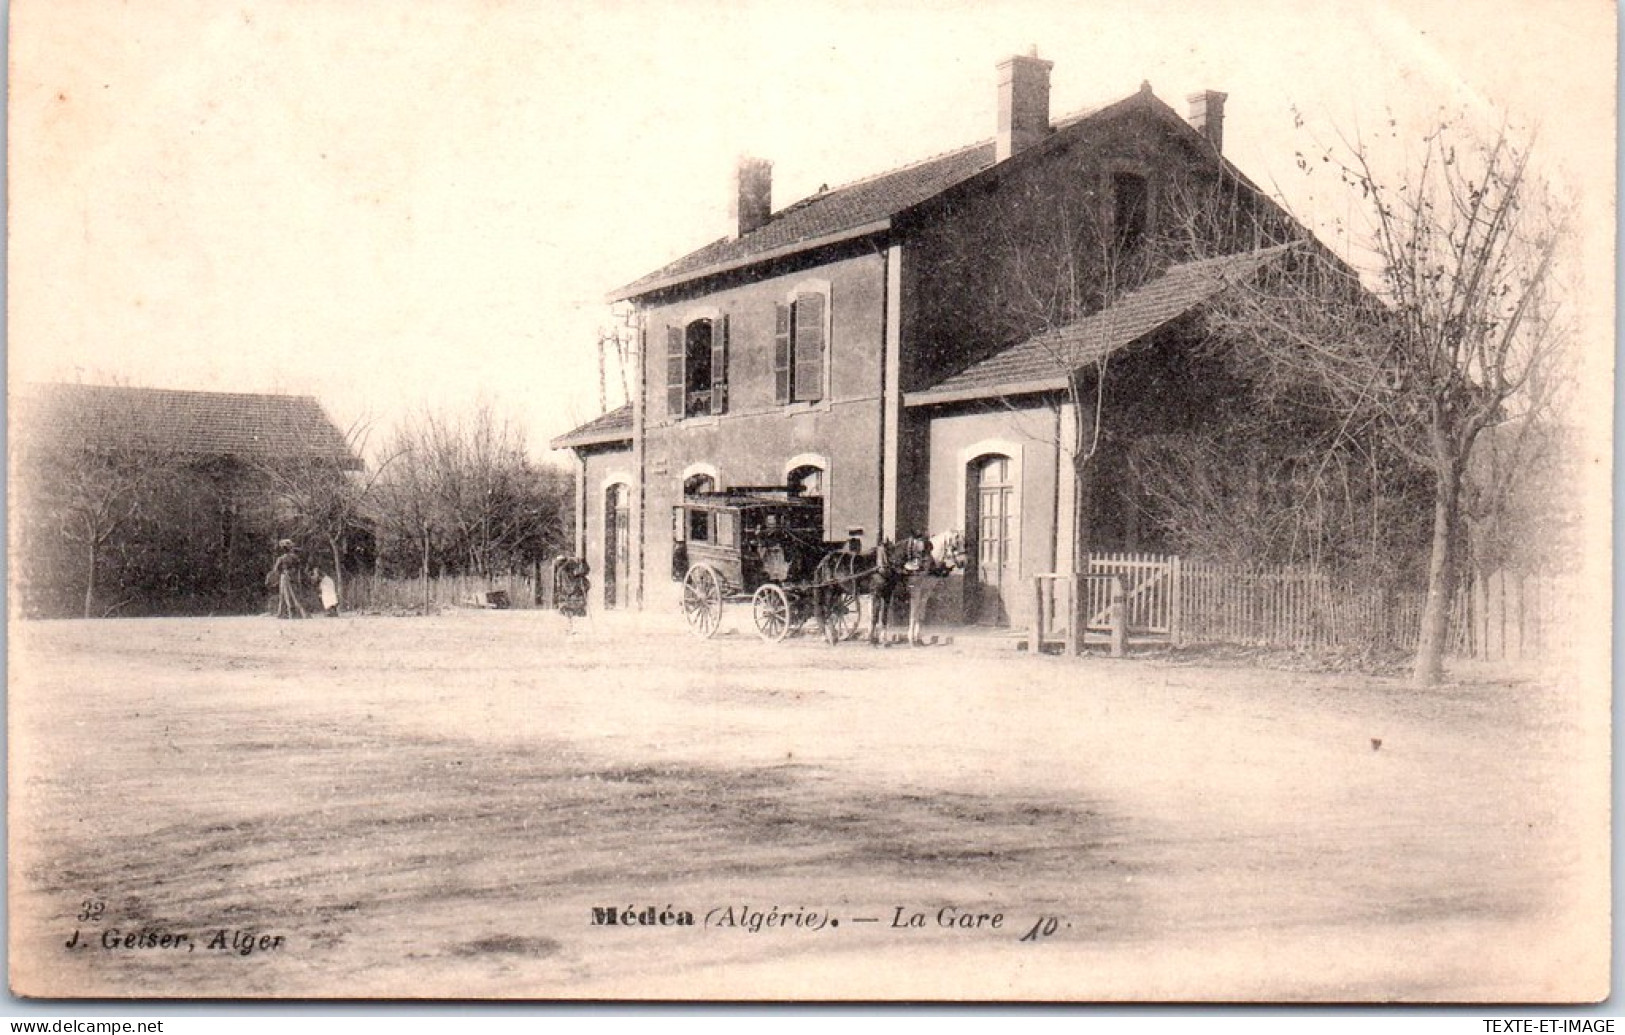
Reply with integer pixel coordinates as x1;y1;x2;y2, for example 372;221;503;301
688;509;711;542
716;512;738;549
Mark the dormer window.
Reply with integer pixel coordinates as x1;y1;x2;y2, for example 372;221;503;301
666;315;729;418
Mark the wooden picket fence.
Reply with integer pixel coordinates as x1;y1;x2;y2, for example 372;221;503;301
1465;568;1577;662
1036;554;1569;660
342;573;545;612
1175;562;1452;652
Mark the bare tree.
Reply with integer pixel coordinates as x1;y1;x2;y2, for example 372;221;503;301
1209;113;1569;685
371;404;574;612
374;413;448;613
10;389;185;618
1459;347;1576;576
254;416;387;612
41;447;178;618
414;402;549;578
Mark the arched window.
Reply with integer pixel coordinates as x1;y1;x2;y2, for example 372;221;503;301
787;464;823;498
683;473;717;496
684;320;713;409
666;316;730;418
784;455;830;529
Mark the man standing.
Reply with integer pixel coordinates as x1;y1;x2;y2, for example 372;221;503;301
266;540;308;619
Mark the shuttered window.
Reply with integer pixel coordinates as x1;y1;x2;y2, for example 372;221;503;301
773;302;792;404
792;292;825;403
711;314;729;414
665;325;684;417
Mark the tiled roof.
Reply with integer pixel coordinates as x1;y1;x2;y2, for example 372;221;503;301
550;403;633;449
611;144;992;301
609;98;1138;301
17;383;361;466
907;245;1295;405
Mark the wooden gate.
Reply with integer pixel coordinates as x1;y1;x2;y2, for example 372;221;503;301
1085;553;1179;639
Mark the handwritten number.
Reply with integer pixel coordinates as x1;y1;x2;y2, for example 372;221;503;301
1019;916;1060;942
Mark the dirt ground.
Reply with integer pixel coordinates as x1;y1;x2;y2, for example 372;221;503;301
7;608;1611;1001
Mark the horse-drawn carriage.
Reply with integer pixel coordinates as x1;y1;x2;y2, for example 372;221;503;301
671;487;870;643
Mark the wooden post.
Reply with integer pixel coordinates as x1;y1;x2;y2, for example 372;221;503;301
1169;555;1183;648
1030;577;1046;654
1109;575;1127;658
1066;573;1082;656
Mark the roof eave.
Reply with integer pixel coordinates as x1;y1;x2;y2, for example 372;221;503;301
903;376;1070;408
608;218;894;303
550;428;634;451
33;440;363;468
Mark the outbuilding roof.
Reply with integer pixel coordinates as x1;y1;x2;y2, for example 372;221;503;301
17;383;361;467
549;403;633;450
905;245;1295;406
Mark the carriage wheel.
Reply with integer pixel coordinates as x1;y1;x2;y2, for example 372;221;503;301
822;586;861;645
681;565;723;639
751;584;793;643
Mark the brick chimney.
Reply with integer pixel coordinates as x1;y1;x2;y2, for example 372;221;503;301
996;51;1053;162
731;156;773;239
1186;90;1227;153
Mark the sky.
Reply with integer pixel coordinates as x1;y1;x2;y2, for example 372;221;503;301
8;0;1615;466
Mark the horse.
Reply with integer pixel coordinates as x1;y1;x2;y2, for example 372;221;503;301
811;538;901;645
930;529;968;572
895;531;965;645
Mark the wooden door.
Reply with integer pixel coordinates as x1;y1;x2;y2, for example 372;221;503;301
604;483;630;610
969;455;1014;625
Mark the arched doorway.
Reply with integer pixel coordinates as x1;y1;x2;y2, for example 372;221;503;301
604;482;631;610
967;453;1016;625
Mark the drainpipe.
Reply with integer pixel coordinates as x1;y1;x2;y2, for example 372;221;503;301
573;452;586;557
1050;401;1061;574
633;309;648;609
880;242;904;541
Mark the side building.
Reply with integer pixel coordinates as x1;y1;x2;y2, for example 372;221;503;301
13;383;363;617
